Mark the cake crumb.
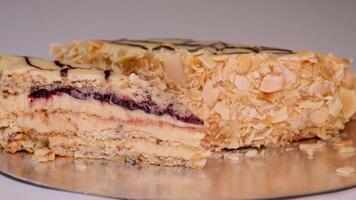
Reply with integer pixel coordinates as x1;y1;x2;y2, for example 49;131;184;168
338;146;356;154
336;167;356;177
32;148;55;162
299;142;325;153
245;149;258;158
260;149;265;157
223;151;241;161
210;152;224;159
332;139;353;149
285;147;294;152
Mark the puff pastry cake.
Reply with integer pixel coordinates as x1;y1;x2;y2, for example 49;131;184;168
51;39;356;150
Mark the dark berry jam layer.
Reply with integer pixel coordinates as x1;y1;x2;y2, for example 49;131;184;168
29;86;204;125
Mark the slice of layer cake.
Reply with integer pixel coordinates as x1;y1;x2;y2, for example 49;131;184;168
51;39;356;150
0;55;210;168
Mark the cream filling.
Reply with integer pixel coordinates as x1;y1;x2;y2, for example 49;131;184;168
0;95;205;147
0;94;201;129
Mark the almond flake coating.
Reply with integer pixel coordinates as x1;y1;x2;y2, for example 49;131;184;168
51;39;356;150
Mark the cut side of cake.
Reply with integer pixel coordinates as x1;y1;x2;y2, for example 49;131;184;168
51;39;356;150
0;55;210;168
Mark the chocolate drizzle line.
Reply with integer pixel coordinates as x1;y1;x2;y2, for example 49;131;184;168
110;39;294;55
54;60;66;68
104;70;112;80
152;45;175;51
24;57;42;70
60;68;70;77
110;41;149;50
28;86;204;125
24;57;75;78
54;60;74;77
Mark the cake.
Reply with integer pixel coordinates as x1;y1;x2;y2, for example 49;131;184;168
51;39;356;150
0;55;210;168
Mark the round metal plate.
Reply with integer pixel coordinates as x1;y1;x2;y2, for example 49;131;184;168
1;123;356;199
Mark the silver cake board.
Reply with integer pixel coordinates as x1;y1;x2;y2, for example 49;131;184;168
1;122;356;199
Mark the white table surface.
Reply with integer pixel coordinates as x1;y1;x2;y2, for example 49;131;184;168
0;0;355;199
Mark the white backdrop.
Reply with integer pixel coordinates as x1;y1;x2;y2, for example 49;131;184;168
0;0;356;199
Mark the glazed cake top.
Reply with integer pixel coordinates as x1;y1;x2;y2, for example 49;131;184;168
106;38;295;55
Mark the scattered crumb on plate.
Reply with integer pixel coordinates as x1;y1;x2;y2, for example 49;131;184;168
336;167;356;177
244;149;258;158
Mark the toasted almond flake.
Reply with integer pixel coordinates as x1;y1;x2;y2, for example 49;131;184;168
188;88;202;101
236;54;252;75
225;55;237;67
342;69;355;89
192;50;204;56
298;100;323;109
254;123;266;130
328;97;343;117
298;51;317;62
278;54;301;62
244;107;257;119
212;55;228;62
199;54;216;69
341;58;353;65
259;75;285;93
250;71;261;79
202;80;220;107
222;55;237;80
228;73;236;83
129;74;149;87
336;167;356;177
213;101;230;120
340;87;356;118
222;62;235;80
182;55;193;66
334;67;345;81
271;64;282;74
234;75;251;91
198;104;211;120
270;106;288;123
308;82;323;96
162;53;187;84
191;64;205;73
211;64;223;83
284;90;300;105
309;107;329;124
280;65;296;83
259;65;271;75
245;149;258;158
300;68;313;79
288;118;305;128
